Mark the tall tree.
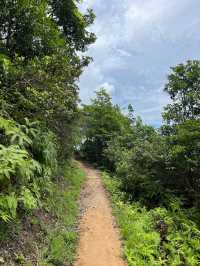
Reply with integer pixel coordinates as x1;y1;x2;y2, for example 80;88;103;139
50;0;96;52
163;60;200;124
0;0;96;159
81;88;132;166
162;60;200;204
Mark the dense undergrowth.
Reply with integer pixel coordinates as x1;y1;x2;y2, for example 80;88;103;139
103;173;200;266
0;117;57;223
38;162;85;266
0;161;85;265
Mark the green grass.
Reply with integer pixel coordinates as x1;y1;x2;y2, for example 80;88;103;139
102;172;200;266
0;161;85;266
39;161;86;266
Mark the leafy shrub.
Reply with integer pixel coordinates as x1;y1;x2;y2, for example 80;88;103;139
32;129;58;171
165;120;200;205
0;117;57;222
151;205;200;265
103;173;162;265
103;173;200;266
105;118;200;208
104;119;169;205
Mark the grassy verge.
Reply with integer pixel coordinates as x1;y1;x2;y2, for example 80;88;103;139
102;172;200;266
0;161;85;266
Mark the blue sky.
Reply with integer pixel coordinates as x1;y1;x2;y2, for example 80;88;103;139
79;0;200;126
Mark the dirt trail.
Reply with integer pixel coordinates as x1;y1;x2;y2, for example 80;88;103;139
74;162;126;266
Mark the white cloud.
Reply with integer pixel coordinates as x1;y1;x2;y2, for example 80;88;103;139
79;0;200;125
100;82;115;94
116;48;132;58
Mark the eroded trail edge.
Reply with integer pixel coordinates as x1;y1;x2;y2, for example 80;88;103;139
75;162;126;266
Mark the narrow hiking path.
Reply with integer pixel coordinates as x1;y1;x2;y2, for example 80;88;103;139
75;162;126;266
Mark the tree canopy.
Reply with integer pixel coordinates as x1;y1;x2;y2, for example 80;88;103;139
163;60;200;124
80;88;133;166
0;0;95;226
0;0;96;159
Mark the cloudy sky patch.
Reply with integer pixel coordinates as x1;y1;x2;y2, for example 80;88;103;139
79;0;200;125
